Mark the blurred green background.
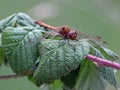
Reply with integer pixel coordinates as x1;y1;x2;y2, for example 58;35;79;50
0;0;120;90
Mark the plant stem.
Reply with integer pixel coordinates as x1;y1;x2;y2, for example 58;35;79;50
0;74;26;79
0;70;33;79
87;54;120;69
35;20;57;30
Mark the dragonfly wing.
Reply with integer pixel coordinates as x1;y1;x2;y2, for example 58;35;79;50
71;27;107;46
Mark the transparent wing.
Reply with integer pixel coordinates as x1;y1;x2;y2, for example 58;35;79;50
71;27;107;47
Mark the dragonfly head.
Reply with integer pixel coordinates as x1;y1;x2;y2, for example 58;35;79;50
67;30;77;40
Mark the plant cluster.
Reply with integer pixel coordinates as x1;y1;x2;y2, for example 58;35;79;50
0;13;120;90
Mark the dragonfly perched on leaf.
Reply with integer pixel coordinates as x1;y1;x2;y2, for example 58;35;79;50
35;20;107;46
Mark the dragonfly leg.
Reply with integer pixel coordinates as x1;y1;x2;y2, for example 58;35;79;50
31;60;39;70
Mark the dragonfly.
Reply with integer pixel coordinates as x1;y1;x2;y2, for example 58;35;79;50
35;20;107;46
35;20;78;40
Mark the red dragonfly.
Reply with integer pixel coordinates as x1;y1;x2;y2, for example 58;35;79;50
35;20;78;40
35;20;107;46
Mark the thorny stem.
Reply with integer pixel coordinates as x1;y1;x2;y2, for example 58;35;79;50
0;20;120;80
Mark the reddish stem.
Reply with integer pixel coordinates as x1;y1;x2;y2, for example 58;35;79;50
0;74;26;79
87;54;120;69
0;70;33;79
35;20;57;30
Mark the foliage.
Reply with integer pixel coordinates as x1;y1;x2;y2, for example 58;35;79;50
0;13;119;90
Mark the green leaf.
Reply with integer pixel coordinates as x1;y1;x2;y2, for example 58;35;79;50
101;46;119;60
61;66;80;89
90;45;118;89
90;42;119;61
17;12;36;26
90;45;105;58
27;74;35;84
33;39;90;86
0;14;17;32
48;80;63;90
99;66;117;89
75;60;106;90
0;47;4;66
0;12;37;33
0;33;5;66
2;26;44;74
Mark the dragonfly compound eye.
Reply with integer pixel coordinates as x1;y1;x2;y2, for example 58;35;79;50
67;30;77;40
